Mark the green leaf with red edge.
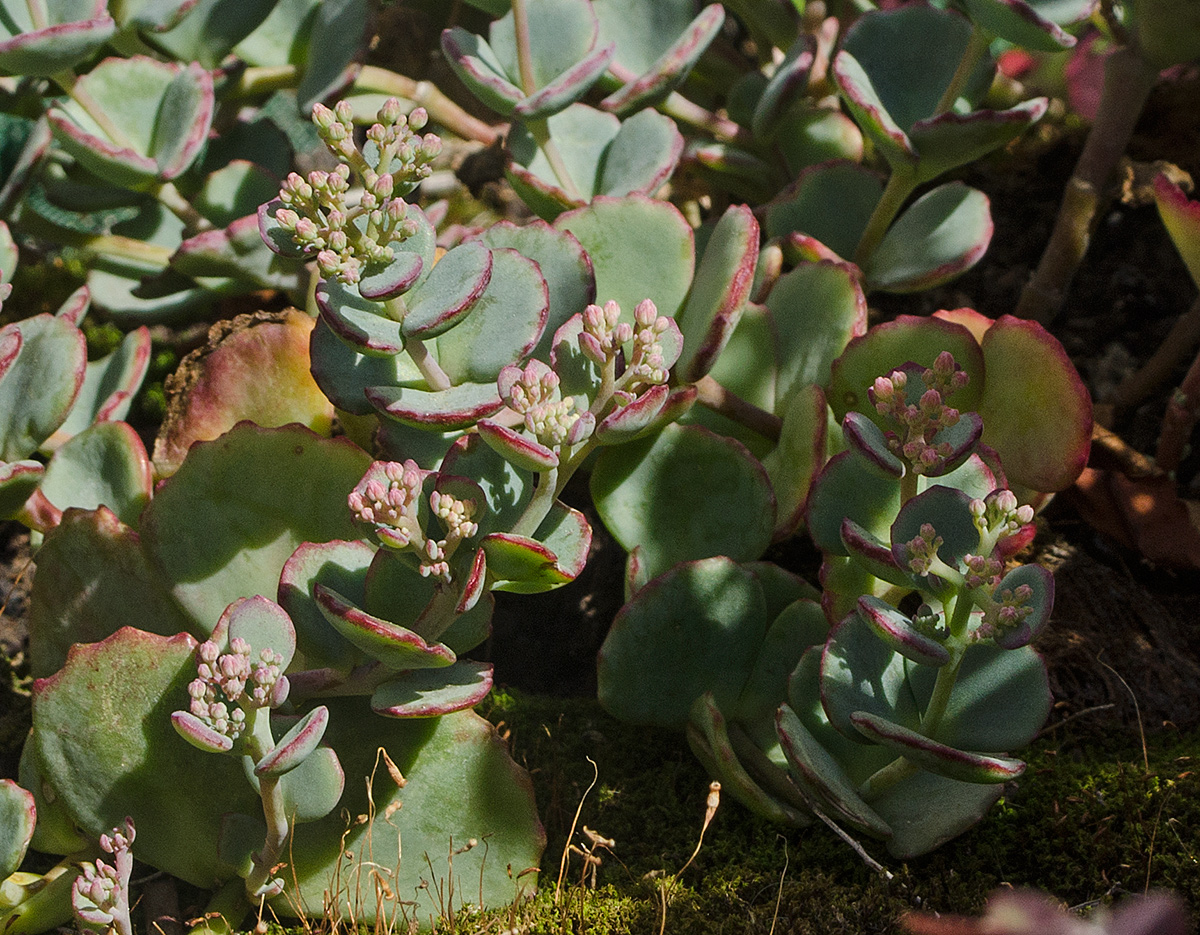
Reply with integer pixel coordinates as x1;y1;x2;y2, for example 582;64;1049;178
0;778;35;878
592;423;775;582
0;460;41;520
512;43;616;120
863;183;993;293
278;539;375;673
889;484;981;572
765;161;883;261
977;315;1092;492
0;314;86;462
218;594;296;669
488;0;601;98
403;242;493;338
676;204;758;382
37;421;152;528
909;99;1048;184
736;598;828;723
556;194;694;319
317;279;405;356
367;381;504;430
255;705;328;777
1155;173;1200;290
370;660;493;717
48;325;151;451
959;0;1086;52
805;450;901;556
0;0;116;77
482;501;590;592
309;317;424;417
856;595;950;667
762;383;829;540
314;583;456;670
751;34;814;139
826;315;985;424
990;563;1054;650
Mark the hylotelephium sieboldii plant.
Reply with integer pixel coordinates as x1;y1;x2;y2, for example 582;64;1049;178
71;819;134;935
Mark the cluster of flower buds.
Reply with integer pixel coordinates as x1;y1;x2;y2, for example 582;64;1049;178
184;638;288;744
349;461;481;581
969;489;1035;542
273;99;439;285
869;352;969;474
624;299;672;387
72;819;134;935
577;299;673;390
962;552;1005;591
978;582;1035;639
911;603;946;641
902;523;945;577
502;359;583;448
579;300;632;365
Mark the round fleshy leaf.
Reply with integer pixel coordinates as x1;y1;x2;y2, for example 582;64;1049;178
367;381;504;430
761;383;829;540
765;162;883;261
989;563;1054;649
870;767;1004;858
599;3;725;115
370;660;493;717
279;539;375;673
171;710;234;753
0;779;35;878
403;241;493;338
978;315;1092;492
282;705;544;924
0;460;42;520
820;611;921;742
909;98;1049;184
890;484;980;574
277;744;344;823
775;704;891;836
826;315;985;424
49;326;151;449
434;248;547;385
593;384;670;444
31;629;261;887
0;9;116;77
852;710;1025;783
473;220;595;361
476;419;558;471
906;643;1051;751
857;595;950;666
776;108;865;177
481;514;583;594
765;260;868;416
315;584;455;670
805;450;901;555
507;106;617;219
258;198;308;258
597;557;768;728
842;411;904;478
736;599;829;723
142;0;278;68
595;108;683;201
863;183;992;293
556;194;694;319
141;424;371;628
358;251;423;302
1156;173;1200;290
960;0;1081;51
676;203;758;382
309;317;423;416
220;594;296;669
840;519;912;588
0;315;86;461
592;423;775;582
687;693;810;826
440;433;533;536
751;34;814;139
513;42;616;120
317;279;405;356
440;27;524;117
254;706;328;777
488;0;599;93
38;422;152;528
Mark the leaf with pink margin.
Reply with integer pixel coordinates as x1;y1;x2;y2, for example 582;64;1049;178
594;384;670;444
483;501;589;593
47;325;151;450
54;284;90;325
832;50;916;168
762;383;828;540
0;10;117;78
221;595;296;669
751;34;814;140
977;315;1091;492
960;0;1085;52
257;199;308;258
1155;173;1200;290
863;182;992;293
254;706;328;777
152;311;333;477
0;314;86;462
677;204;758;382
989;564;1053;649
0;460;42;520
0;778;34;878
440;433;533;536
806;450;900;556
841;519;912;588
367;381;503;430
370;660;493;717
514;42;615;119
476;419;558;471
857;595;950;667
765;162;883;261
279;539;374;673
317;279;405;356
358;251;423;301
171;710;234;753
842;410;905;478
765;259;868;416
849;711;1024;783
38;422;152;529
402;241;492;338
440;27;524;117
908;99;1048;185
600;4;724;115
309;317;423;417
826;315;985;425
314;583;456;670
556;194;695;320
889;484;981;574
489;0;598;88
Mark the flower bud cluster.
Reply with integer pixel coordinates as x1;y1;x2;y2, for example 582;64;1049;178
186;639;287;742
624;299;671;387
869;352;969;474
423;490;480;580
979;583;1035;638
579;301;633;366
72;819;134;934
274;98;440;285
903;523;944;576
969;489;1034;539
503;359;581;447
962;552;1005;591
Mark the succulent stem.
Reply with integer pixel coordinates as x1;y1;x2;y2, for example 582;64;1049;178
932;25;989;117
511;466;559;539
858;754;918;800
242;713;288;899
527;119;584;203
405;338;452;392
150;180;212;234
510;0;538;97
353;67;500;145
693;375;782;442
853;167;916;268
25;0;48;31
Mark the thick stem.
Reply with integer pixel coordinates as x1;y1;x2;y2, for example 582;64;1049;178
242;713;289;899
659;92;752;145
526;119;583;202
933;26;990;116
693;375;783;442
25;0;48;30
853;168;917;268
511;466;559;538
899;470;919;507
405;338;452;392
150;180;212;233
1100;294;1200;426
510;0;539;97
858;755;919;800
1014;45;1159;323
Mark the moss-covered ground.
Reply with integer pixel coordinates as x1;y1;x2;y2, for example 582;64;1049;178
387;690;1200;935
